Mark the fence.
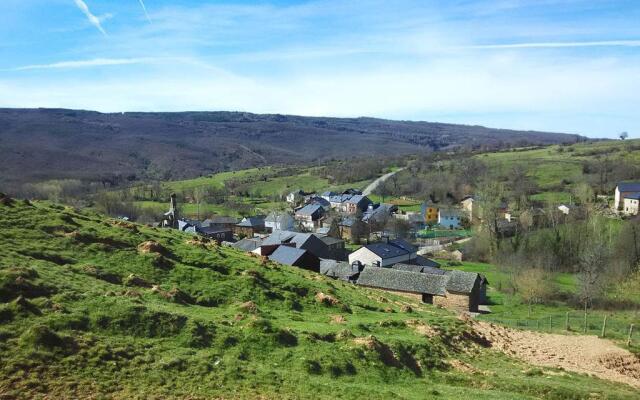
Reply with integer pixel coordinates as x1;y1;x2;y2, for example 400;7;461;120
482;312;638;345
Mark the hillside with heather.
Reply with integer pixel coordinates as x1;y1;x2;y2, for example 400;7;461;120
0;108;584;190
2;195;640;399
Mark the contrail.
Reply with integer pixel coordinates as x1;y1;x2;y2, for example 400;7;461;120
73;0;107;36
138;0;152;23
464;40;640;50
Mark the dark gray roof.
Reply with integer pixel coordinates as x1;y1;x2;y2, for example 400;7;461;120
237;216;265;227
339;217;356;227
618;182;640;192
391;264;425;273
296;204;323;217
197;226;231;235
625;193;640;200
308;197;330;207
356;267;447;296
320;260;360;280
364;238;416;259
320;236;344;246
412;255;440;268
444;270;480;294
231;238;262;251
268;246;307;265
203;216;238;225
345;195;370;205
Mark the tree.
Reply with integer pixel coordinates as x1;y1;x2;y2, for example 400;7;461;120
515;268;555;316
620;131;628;140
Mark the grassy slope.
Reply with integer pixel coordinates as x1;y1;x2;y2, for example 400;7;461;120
442;261;640;346
1;200;638;398
477;139;640;202
135;167;371;217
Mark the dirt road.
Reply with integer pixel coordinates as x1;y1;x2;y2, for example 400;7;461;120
363;168;405;196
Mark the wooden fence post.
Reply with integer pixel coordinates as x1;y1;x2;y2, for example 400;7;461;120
565;311;569;331
583;312;587;334
628;324;635;346
601;315;607;338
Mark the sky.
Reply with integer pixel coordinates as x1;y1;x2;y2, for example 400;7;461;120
0;0;639;138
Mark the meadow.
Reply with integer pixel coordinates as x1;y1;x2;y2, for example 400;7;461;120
1;197;638;398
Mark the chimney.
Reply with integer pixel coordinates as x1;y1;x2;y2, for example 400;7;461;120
383;236;390;244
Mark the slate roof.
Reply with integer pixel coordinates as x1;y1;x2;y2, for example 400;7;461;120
356;267;448;296
263;230;331;258
389;238;417;253
196;226;232;235
625;193;640;200
329;194;353;203
265;212;294;224
296;204;324;217
268;246;307;266
203;216;238;226
339;217;356;227
231;238;262;251
618;182;640;192
363;238;417;260
412;255;440;268
320;260;360;281
391;263;445;274
345;195;369;205
236;216;265;227
444;270;480;294
308;197;330;208
320;236;344;247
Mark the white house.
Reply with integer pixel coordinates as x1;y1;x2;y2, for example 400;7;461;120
265;212;295;232
348;238;417;267
623;194;640;215
614;182;640;210
438;208;462;229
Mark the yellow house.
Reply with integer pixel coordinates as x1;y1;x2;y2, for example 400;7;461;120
421;202;439;224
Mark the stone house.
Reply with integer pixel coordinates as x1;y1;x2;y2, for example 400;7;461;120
343;195;372;214
234;216;265;237
356;267;486;312
268;245;320;272
265;212;295;232
295;204;325;230
202;216;239;231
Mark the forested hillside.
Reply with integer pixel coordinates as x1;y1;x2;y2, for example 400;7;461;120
0;108;583;191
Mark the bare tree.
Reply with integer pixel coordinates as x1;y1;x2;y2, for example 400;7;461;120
620;131;628;140
516;268;555;316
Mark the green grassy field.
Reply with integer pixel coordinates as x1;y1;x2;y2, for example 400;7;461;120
478;139;640;194
2;198;638;398
133;167;372;218
442;261;640;347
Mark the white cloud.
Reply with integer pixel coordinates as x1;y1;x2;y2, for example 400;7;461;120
73;0;107;36
465;40;640;49
8;57;154;71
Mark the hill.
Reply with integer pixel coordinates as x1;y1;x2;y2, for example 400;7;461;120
1;195;638;399
0;108;584;189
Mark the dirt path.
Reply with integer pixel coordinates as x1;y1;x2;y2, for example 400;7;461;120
472;320;640;389
362;168;405;196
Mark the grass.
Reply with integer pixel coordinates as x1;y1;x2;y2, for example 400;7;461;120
441;261;640;346
1;198;638;398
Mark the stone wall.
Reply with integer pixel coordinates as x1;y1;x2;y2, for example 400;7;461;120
434;292;472;312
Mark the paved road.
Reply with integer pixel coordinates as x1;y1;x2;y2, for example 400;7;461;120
362;168;405;196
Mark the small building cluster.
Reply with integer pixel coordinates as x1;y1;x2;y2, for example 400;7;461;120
158;189;489;313
615;182;640;216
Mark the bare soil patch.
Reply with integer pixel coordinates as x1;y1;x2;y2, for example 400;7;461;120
472;320;640;389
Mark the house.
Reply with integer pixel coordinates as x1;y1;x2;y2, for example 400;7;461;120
338;217;356;240
262;230;334;259
295;204;325;230
438;208;462;229
362;203;397;224
234;216;265;237
421;202;439;224
308;196;331;210
268;245;320;272
356;267;487;312
231;237;262;252
196;226;233;243
320;260;362;282
344;195;372;214
320;191;338;202
265;212;295;232
614;182;640;210
348;237;418;267
202;216;239;231
356;267;448;304
460;196;474;220
286;189;314;205
319;235;347;261
623;193;640;215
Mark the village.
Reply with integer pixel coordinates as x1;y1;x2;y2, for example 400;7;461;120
151;178;640;315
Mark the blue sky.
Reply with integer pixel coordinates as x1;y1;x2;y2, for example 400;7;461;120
1;0;639;138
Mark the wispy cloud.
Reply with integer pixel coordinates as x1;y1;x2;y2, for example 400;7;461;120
8;58;153;71
138;0;152;23
73;0;107;36
465;40;640;49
